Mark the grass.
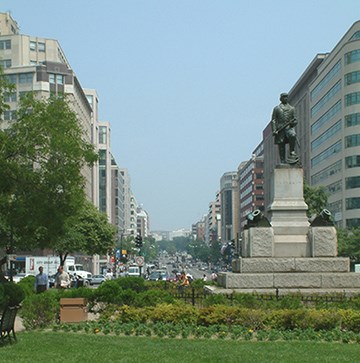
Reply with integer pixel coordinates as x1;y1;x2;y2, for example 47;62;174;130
1;331;360;363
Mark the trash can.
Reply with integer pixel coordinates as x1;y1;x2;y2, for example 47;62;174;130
60;298;88;323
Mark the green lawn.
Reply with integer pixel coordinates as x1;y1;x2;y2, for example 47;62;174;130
1;331;359;363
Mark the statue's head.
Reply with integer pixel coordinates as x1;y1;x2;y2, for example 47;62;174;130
280;92;288;100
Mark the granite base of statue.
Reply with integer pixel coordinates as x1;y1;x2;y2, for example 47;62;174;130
214;165;360;296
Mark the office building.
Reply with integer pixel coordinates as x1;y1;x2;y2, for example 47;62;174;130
220;171;239;242
309;21;360;228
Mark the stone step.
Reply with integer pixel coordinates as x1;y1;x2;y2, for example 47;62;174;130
218;271;360;289
235;257;349;274
205;285;360;297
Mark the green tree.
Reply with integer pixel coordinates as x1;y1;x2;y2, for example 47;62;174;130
337;227;360;270
303;181;328;218
55;200;117;265
141;236;158;262
209;239;222;265
187;239;209;262
0;92;97;257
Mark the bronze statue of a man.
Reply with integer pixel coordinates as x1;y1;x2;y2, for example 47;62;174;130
271;92;298;164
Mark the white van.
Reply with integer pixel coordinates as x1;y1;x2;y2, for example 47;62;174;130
126;265;140;277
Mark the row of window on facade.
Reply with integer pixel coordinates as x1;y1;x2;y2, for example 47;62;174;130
0;39;45;51
311;156;360;186
310;48;360;103
3;72;64;85
311;135;360;168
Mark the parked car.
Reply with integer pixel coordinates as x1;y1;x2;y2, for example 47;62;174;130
89;274;106;285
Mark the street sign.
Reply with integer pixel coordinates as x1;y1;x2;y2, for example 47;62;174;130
135;256;145;266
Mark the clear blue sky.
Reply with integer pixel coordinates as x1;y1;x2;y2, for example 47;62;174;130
2;1;359;230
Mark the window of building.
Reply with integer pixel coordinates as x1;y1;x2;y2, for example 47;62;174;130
311;160;342;185
350;31;360;41
345;92;360;106
346;197;360;210
326;180;342;194
19;73;33;84
38;42;45;52
311;80;341;117
311;60;341;101
49;73;64;85
0;39;11;50
345;134;360;148
3;110;17;121
311;100;342;135
311;120;341;151
4;92;17;102
345;49;360;65
98;149;106;165
86;95;93;108
345;155;360;168
56;74;63;85
5;74;16;84
346;176;360;189
30;41;36;51
328;200;342;215
345;113;360;128
0;59;11;68
345;71;360;85
311;140;342;167
99;126;107;144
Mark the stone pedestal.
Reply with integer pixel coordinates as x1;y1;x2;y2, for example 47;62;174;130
309;226;337;257
267;166;310;257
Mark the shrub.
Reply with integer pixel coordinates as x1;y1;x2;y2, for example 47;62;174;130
134;289;175;307
93;280;123;304
339;309;360;332
2;282;25;307
112;305;149;323
116;277;146;292
305;309;342;330
17;275;36;297
203;294;227;306
198;306;233;326
150;303;198;325
20;289;59;329
279;294;303;309
61;286;95;301
233;293;261;308
267;309;308;330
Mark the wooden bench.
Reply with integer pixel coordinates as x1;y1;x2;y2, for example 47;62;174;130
0;305;20;345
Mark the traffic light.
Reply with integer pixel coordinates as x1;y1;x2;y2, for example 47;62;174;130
135;234;143;248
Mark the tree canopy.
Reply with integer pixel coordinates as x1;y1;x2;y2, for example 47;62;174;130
303;181;328;218
0;74;115;266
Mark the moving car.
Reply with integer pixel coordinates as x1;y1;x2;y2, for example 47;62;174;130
89;274;106;285
148;269;169;281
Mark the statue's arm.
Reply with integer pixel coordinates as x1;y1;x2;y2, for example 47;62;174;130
290;107;297;127
271;107;278;134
